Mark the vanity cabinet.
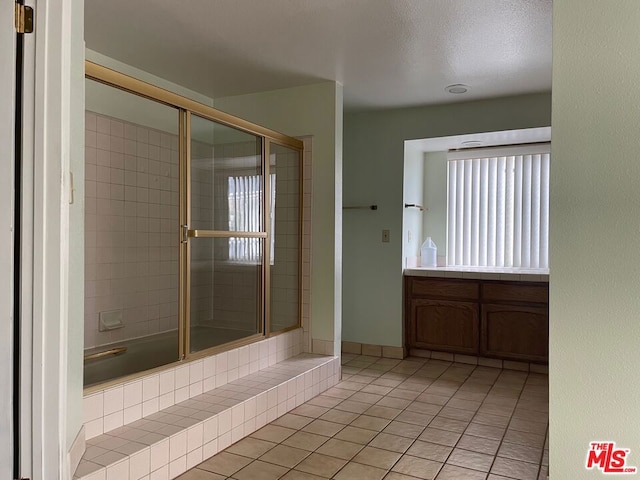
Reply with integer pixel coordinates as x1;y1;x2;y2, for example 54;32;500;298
406;278;479;354
405;276;549;363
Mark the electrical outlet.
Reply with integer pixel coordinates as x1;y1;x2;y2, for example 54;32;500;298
382;229;390;243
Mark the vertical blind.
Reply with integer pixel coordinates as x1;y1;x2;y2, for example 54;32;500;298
446;144;550;269
228;174;276;263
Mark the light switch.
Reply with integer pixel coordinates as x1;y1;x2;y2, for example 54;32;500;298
382;229;390;243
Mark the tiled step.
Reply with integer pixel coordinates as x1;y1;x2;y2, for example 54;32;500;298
74;354;339;480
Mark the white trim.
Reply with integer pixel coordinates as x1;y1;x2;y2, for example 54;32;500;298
29;0;74;478
0;0;17;477
447;143;551;161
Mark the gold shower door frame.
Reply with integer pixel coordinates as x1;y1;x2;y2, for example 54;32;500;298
85;61;304;373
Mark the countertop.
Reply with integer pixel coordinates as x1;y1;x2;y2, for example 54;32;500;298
404;266;549;282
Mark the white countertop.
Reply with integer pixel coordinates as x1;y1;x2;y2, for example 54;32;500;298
404;266;549;282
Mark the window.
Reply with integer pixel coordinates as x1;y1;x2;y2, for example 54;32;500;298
228;173;276;263
447;144;550;269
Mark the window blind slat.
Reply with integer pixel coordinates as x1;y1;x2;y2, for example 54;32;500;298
446;147;549;269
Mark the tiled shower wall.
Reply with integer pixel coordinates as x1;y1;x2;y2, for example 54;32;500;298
271;145;301;331
84;112;180;349
85;111;313;352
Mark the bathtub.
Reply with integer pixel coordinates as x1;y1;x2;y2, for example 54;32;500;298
84;326;257;387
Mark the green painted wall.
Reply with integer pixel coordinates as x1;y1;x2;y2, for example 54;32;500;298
215;82;343;350
551;1;640;476
67;0;84;450
402;143;424;263
343;93;551;347
422;151;448;264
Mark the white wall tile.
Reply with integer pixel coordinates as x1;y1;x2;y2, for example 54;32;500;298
169;431;187;462
84;393;104;423
129;448;150;480
149;439;169;473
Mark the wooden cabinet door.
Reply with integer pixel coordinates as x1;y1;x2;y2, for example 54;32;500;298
481;304;548;362
409;299;479;354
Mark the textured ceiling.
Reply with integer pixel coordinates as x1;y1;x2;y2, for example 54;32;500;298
85;0;552;111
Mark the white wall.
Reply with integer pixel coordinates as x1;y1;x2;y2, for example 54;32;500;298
215;82;343;355
343;94;551;347
422;151;448;261
551;1;640;477
67;0;85;451
402;143;424;264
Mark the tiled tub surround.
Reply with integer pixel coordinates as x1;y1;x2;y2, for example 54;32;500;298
78;330;339;480
85;110;180;349
178;354;548;480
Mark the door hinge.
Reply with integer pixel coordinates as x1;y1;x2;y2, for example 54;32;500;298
15;3;34;34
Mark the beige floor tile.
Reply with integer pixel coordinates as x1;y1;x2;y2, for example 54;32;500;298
406;440;452;463
376;397;412;410
280;470;327;480
415;393;451;406
259;444;311;468
291;404;331;419
447;398;481;412
435;464;488;480
308;395;343;408
392;455;443;480
315;438;364;460
334;400;371;414
502;430;546;449
438;407;475;422
272;414;314;430
429;416;468;433
508;418;548;436
352;446;402;469
335;381;365;391
334;462;387;480
349;392;384;404
350;415;391;432
301;419;345;437
369;432;414;453
198;452;252;477
319;409;360;425
282;431;329;452
382;420;424;438
233;459;290;480
361;384;394;396
446;448;494;472
464;423;506;441
371;378;403;388
456;435;500;456
226;437;277;458
295;452;347;477
251;425;298;443
418;427;461;447
472;413;510;429
364;405;403;420
491;457;539;480
497;442;543;464
395;411;434;426
388;389;420;401
406;401;442;416
334;426;378;444
323;387;357;400
385;472;431;480
176;469;226;480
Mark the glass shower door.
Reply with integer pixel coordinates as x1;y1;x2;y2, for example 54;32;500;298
186;114;265;353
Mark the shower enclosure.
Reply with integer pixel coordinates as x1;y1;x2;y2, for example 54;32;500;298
84;62;303;387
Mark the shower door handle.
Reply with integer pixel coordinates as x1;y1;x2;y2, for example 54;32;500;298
181;224;189;244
